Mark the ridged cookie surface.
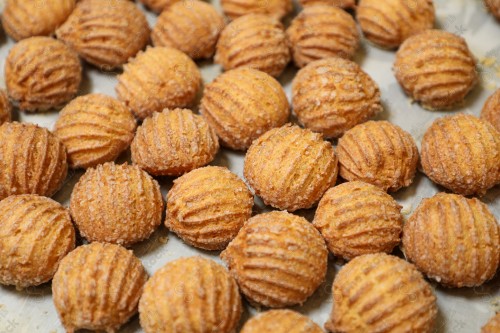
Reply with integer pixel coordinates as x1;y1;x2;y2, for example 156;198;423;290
241;310;323;333
481;89;500;132
221;0;292;20
0;90;12;125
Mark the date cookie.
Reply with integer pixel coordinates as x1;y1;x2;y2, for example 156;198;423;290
0;90;12;125
482;313;500;333
139;0;179;13
486;0;500;19
221;0;293;20
299;0;355;8
481;88;500;132
241;310;323;333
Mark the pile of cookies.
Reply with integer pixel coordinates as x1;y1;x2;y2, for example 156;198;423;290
0;0;498;332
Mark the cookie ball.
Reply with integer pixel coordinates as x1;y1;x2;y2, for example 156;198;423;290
53;242;148;333
221;0;292;20
421;114;500;196
313;181;403;260
215;14;290;77
481;88;500;132
139;256;242;333
138;0;178;13
241;310;323;333
200;68;290;150
54;94;137;169
0;195;75;288
325;253;437;333
166;166;254;250
152;0;224;59
357;0;435;49
0;122;68;200
5;37;82;112
485;0;500;19
402;193;500;288
394;30;478;110
299;0;355;8
244;124;338;211
0;90;12;125
131;109;219;176
116;47;201;119
221;211;328;308
292;58;382;138
56;0;150;70
287;5;359;68
70;162;163;246
337;121;419;192
2;0;75;41
482;313;500;333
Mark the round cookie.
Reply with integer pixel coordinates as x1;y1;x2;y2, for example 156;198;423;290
481;88;500;132
336;121;419;192
139;256;242;333
485;0;500;19
70;162;163;246
299;0;355;8
54;94;137;169
313;181;403;260
402;193;499;288
53;242;148;333
139;0;179;13
241;310;323;333
0;90;12;125
221;211;328;308
292;57;382;138
200;68;290;150
220;0;293;20
166;166;254;250
482;313;500;333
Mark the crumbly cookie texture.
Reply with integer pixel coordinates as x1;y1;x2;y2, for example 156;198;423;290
394;29;478;110
139;256;242;333
482;313;500;333
221;0;293;20
0;90;12;125
485;0;500;19
299;0;355;8
292;57;382;138
221;211;328;308
200;68;290;150
481;89;500;132
421;114;500;196
52;243;148;333
139;0;179;13
403;193;500;288
241;310;323;333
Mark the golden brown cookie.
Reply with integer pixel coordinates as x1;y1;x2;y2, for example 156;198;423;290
241;310;323;333
53;242;148;333
402;193;499;288
486;0;500;19
299;0;355;8
394;30;478;110
166;166;254;250
292;58;382;138
0;122;68;200
116;47;201;119
421;114;500;196
287;5;359;68
336;121;419;192
221;211;328;308
481;89;500;132
200;68;290;150
2;0;75;41
139;256;242;333
220;0;293;20
313;181;403;260
215;14;290;77
139;0;178;13
70;162;163;246
54;94;137;169
131;108;219;176
5;37;81;112
357;0;435;49
482;313;500;333
0;195;75;288
152;0;224;59
56;0;150;69
325;253;437;333
244;124;338;211
0;90;12;125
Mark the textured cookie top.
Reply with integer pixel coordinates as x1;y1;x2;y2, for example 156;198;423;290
481;89;500;132
299;0;355;8
241;310;323;333
0;90;12;125
486;0;500;19
221;0;293;20
138;0;179;12
482;313;500;333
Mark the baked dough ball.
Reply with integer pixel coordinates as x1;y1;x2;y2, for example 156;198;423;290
0;195;75;288
485;0;500;19
299;0;355;8
116;47;201;119
139;256;242;333
2;0;75;41
215;14;290;77
5;37;81;112
152;0;224;59
166;166;254;250
241;310;323;333
337;121;419;192
481;88;500;132
313;181;403;260
287;5;360;68
402;193;500;288
357;0;435;49
138;0;178;13
54;94;137;169
56;0;150;69
394;30;478;110
421;114;500;196
131;109;219;176
53;242;148;333
482;313;500;333
220;0;293;20
292;58;382;138
200;68;290;150
0;122;68;200
70;162;163;246
221;211;328;308
0;90;12;125
325;253;437;333
244;124;338;211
